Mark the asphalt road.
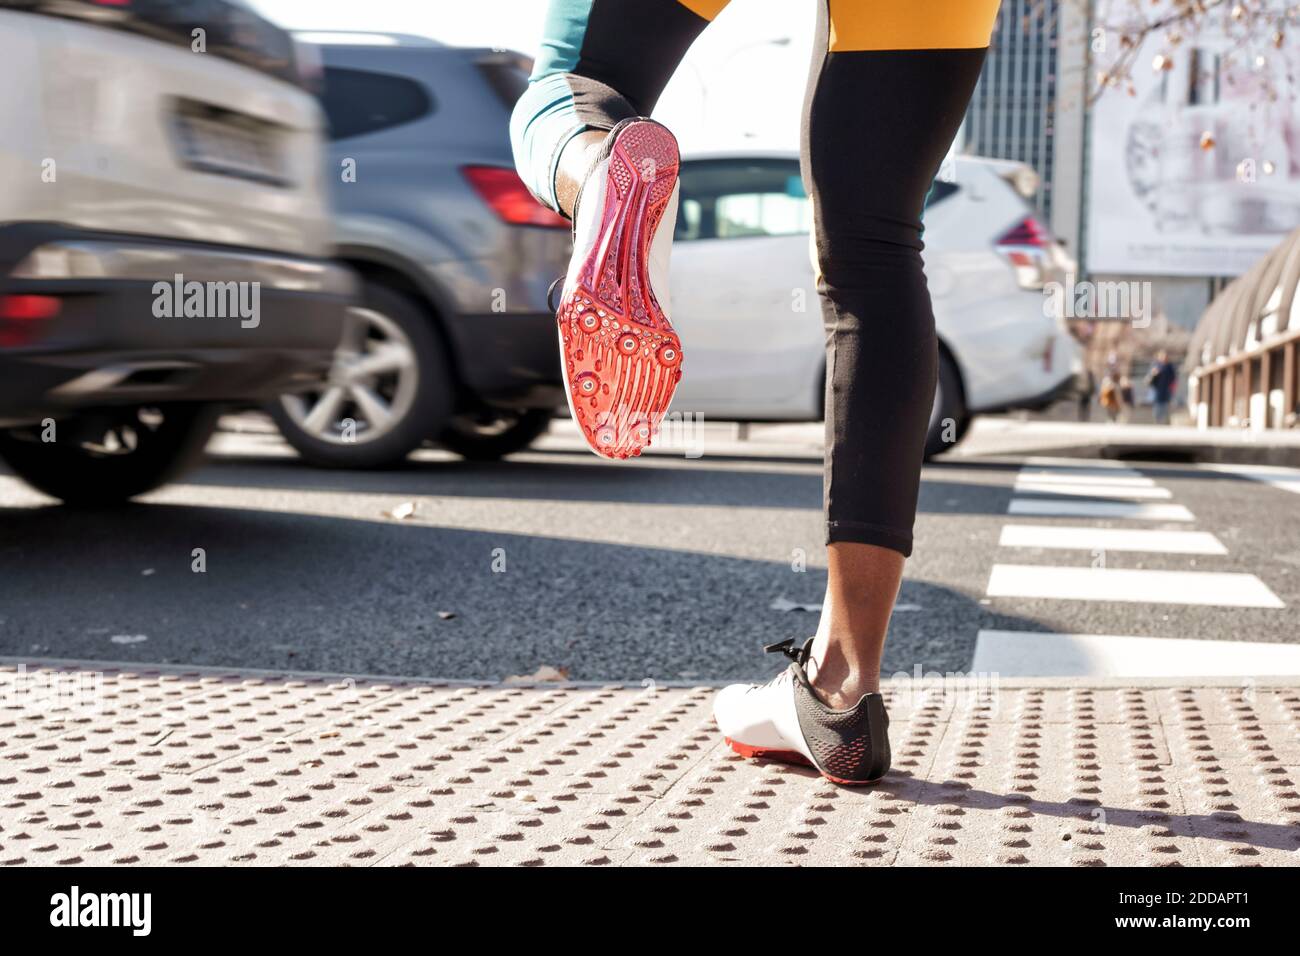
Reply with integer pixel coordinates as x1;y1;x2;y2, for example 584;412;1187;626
1;417;1296;682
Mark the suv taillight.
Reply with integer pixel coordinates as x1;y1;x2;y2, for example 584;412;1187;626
462;166;568;229
995;216;1052;291
0;295;60;348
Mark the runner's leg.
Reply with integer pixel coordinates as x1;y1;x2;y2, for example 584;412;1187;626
805;0;1002;705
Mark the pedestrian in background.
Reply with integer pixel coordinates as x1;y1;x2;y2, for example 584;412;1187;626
1119;376;1135;422
1100;374;1121;422
1147;350;1177;425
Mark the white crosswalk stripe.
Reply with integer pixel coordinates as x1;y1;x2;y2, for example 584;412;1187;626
998;524;1227;555
972;630;1300;677
1014;471;1155;487
1013;480;1173;499
1018;467;1148;483
986;564;1284;608
1007;498;1195;521
980;462;1287;678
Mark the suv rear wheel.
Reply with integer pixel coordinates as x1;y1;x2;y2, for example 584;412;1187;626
0;404;218;504
438;408;553;461
270;281;454;468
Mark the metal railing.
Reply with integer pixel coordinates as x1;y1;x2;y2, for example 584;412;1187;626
1190;327;1300;430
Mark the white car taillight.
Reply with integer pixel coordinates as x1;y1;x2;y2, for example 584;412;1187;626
995;217;1052;291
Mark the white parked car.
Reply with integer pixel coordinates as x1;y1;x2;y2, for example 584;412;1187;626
667;151;1082;456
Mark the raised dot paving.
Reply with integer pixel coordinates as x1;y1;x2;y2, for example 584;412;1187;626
2;661;1298;866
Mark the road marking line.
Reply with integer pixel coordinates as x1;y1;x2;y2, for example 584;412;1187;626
972;629;1300;677
1204;463;1300;496
1019;467;1147;482
1024;456;1142;471
986;564;1284;608
1007;498;1195;521
1013;481;1173;500
998;525;1228;555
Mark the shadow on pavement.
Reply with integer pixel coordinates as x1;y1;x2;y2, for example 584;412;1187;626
0;498;1046;680
769;765;1294;857
157;454;1020;517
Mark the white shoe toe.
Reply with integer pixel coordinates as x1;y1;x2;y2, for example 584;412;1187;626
713;679;796;752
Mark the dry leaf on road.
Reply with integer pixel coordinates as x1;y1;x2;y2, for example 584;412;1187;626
504;665;570;684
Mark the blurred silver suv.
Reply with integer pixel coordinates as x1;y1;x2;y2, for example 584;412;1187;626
0;0;352;504
271;33;571;466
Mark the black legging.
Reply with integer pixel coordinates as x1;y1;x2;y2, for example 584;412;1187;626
511;0;1001;557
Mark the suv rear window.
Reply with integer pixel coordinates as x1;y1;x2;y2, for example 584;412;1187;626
319;66;433;141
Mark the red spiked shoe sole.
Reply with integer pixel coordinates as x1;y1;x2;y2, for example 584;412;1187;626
723;735;881;786
558;120;683;460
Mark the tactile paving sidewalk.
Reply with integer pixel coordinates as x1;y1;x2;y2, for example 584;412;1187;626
2;660;1298;866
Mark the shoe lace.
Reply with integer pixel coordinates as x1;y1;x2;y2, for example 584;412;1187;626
745;640;809;694
763;638;811;667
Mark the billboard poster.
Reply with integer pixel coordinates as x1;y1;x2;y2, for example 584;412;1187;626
1086;1;1300;276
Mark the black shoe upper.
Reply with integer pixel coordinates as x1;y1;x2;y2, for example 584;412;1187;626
766;638;892;782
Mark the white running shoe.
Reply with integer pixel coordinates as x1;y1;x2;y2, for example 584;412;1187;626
555;117;683;460
713;638;892;785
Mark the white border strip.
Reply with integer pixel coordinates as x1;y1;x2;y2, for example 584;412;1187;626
973;629;1300;677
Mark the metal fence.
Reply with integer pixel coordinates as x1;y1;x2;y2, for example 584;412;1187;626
1187;228;1300;430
